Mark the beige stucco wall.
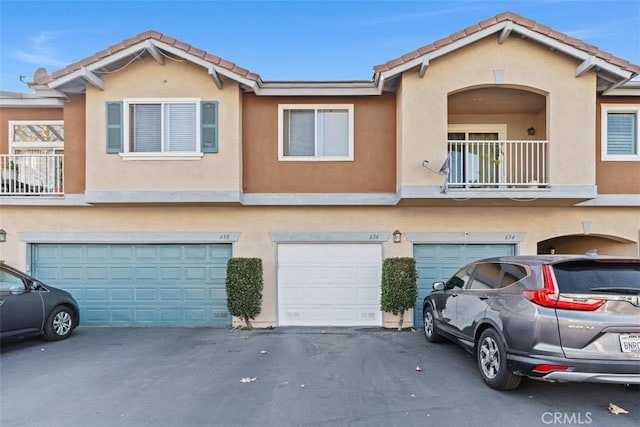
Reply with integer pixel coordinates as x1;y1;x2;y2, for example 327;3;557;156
397;35;596;188
1;205;637;327
85;57;242;192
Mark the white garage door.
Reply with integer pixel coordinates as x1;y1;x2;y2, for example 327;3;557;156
278;244;382;326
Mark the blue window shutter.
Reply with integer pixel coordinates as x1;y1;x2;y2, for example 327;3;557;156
201;101;218;153
106;102;123;153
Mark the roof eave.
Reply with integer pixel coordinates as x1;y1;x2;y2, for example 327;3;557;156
44;39;260;94
254;80;383;96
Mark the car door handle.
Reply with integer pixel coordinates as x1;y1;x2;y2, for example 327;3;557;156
478;295;489;300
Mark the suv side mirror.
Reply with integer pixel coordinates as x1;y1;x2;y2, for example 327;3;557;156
432;282;445;291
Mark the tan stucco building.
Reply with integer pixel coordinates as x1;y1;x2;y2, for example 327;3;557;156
1;12;639;328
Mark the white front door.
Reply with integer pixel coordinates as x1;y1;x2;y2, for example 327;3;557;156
277;244;382;326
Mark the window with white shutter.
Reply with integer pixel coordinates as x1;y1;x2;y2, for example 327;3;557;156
602;105;639;161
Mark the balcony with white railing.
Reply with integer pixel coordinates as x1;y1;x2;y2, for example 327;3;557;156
446;140;548;190
1;154;64;196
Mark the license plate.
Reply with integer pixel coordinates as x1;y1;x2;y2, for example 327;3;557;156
619;334;640;353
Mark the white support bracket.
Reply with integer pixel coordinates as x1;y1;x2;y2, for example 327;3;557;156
145;40;165;65
575;56;596;77
80;67;105;91
498;22;513;44
419;58;429;78
208;66;223;89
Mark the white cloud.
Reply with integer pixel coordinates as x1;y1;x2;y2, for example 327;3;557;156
12;31;69;68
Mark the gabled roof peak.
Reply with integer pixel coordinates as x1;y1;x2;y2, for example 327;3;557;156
373;11;640;78
34;29;261;89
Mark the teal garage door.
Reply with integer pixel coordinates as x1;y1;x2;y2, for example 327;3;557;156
32;244;232;326
413;244;515;326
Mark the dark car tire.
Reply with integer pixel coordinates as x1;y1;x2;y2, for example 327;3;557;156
423;305;444;343
477;328;521;391
43;306;75;341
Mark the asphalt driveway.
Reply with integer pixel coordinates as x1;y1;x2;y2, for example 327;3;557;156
1;327;638;427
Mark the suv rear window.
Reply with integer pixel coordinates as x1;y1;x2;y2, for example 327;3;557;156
552;260;640;293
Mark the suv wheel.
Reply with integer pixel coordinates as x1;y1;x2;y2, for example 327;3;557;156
423;305;444;343
477;328;521;390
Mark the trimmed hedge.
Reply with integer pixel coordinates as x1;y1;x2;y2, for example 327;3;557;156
380;257;417;330
225;257;263;328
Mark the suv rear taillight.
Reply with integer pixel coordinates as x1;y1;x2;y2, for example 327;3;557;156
523;265;605;311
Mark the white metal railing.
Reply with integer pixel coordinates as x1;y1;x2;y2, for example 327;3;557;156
446;140;548;189
1;154;64;196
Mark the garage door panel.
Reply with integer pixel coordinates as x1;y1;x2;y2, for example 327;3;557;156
185;267;207;280
331;286;357;301
111;267;133;280
135;267;156;280
278;244;382;326
86;288;108;301
135;246;157;259
111;246;132;259
32;244;232;326
281;267;329;284
185;288;207;301
111;289;133;301
61;267;83;280
357;287;381;305
135;289;156;301
159;267;181;280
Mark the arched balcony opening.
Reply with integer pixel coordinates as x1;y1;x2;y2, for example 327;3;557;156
447;86;547;190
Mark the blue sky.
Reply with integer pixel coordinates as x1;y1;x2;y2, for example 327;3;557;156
0;0;638;92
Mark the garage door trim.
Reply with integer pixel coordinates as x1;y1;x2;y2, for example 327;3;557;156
406;231;525;245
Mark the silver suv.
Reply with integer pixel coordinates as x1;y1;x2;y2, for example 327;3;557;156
422;255;640;390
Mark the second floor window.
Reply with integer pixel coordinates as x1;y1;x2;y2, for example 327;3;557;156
602;105;639;161
106;99;218;156
127;100;198;153
278;104;354;161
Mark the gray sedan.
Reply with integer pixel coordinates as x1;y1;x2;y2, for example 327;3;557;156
0;262;79;342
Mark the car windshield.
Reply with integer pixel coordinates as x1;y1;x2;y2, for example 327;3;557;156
552;260;640;294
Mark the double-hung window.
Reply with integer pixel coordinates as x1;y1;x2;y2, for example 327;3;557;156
601;104;639;161
278;104;354;161
106;98;218;158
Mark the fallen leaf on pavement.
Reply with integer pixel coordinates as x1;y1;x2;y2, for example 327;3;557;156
260;350;268;354
608;403;628;415
415;366;422;372
240;377;257;383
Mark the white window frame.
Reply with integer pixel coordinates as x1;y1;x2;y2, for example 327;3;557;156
278;104;354;161
447;124;507;140
601;104;640;161
8;120;64;153
121;98;202;160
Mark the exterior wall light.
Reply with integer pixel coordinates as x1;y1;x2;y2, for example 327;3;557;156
0;229;6;242
393;230;402;243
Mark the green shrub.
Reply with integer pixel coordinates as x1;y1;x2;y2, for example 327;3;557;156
380;257;417;330
225;257;263;328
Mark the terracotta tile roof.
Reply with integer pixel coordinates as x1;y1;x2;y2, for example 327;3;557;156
373;11;640;76
36;30;261;86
